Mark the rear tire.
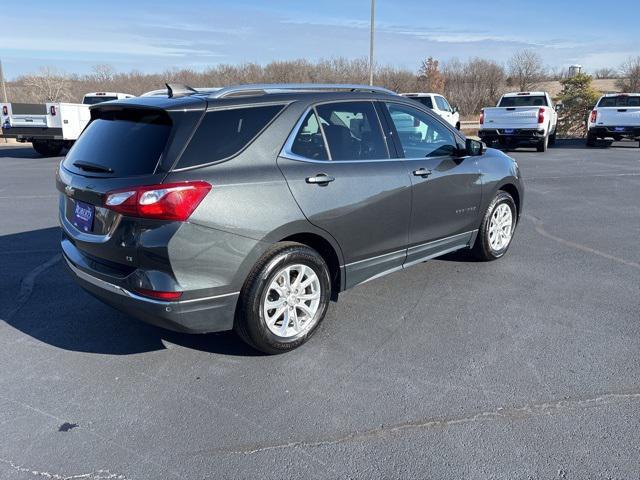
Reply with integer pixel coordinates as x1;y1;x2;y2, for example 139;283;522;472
234;242;331;354
548;132;556;146
586;131;597;147
32;140;63;156
472;191;517;261
536;134;549;152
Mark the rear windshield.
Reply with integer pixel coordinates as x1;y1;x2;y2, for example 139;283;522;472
499;95;548;107
83;96;118;105
63;108;171;176
175;104;284;169
597;96;640;107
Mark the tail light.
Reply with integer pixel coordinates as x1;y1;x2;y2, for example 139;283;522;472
590;110;598;123
104;181;211;221
537;107;545;124
2;106;7;116
479;109;484;125
134;288;182;301
50;106;57;116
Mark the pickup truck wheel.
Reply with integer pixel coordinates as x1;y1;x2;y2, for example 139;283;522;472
234;242;331;354
549;132;557;146
455;121;461;130
586;132;597;147
472;191;517;261
32;140;63;157
536;134;549;152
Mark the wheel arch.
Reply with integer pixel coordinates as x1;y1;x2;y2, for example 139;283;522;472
278;231;344;299
497;182;521;219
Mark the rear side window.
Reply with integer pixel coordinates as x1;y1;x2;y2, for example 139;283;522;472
413;97;433;109
176;105;284;169
598;96;640;107
315;101;388;161
64;108;171;177
291;111;329;160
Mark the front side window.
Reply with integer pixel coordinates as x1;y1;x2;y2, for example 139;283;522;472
314;101;389;161
386;103;457;158
177;104;284;169
435;96;451;112
414;96;434;109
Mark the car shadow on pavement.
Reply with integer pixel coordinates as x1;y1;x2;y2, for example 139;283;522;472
1;227;262;357
0;145;43;159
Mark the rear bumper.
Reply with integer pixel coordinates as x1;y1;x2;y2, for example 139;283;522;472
1;127;64;141
589;126;640;139
62;244;239;334
479;128;546;144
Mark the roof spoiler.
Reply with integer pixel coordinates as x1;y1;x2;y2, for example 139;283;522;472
166;83;198;98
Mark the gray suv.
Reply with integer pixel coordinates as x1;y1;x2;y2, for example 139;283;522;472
57;83;523;353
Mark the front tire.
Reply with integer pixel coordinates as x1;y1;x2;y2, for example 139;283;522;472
234;242;331;354
472;191;517;261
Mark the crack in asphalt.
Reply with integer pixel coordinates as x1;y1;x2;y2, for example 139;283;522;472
5;254;61;321
0;458;132;480
525;214;640;270
195;392;640;456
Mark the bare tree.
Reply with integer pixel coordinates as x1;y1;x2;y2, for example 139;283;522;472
19;67;71;102
442;58;506;116
507;49;545;91
616;56;640;92
593;67;617;79
91;64;115;83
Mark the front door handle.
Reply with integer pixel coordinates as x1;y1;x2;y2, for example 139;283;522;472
412;168;432;178
306;174;335;185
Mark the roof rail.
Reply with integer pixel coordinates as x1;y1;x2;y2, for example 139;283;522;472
208;83;398;99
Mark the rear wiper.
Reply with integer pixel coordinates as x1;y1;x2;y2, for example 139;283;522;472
72;161;114;174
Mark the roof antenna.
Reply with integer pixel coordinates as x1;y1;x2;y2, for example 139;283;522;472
166;83;198;98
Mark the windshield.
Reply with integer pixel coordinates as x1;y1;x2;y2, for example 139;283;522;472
499;96;548;107
83;96;118;105
597;96;640;107
63;108;171;177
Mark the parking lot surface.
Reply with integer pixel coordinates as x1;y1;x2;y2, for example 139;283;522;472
1;140;639;479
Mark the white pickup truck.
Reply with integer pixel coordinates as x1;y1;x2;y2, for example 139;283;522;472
586;93;640;147
400;93;461;129
479;91;558;152
1;92;134;156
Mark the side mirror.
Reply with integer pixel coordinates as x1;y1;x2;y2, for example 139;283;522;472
452;106;459;114
466;138;484;156
555;103;564;113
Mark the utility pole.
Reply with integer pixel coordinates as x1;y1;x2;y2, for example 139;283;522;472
0;59;7;103
0;59;7;143
369;0;375;86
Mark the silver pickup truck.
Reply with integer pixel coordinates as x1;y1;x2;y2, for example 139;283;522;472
586;93;640;147
479;91;559;152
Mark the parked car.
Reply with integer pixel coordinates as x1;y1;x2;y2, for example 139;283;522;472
586;93;640;147
1;92;134;156
401;92;460;129
57;83;524;354
479;91;558;152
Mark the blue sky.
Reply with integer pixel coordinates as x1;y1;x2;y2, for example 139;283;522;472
2;0;638;78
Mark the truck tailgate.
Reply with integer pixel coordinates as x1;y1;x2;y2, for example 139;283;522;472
8;103;48;127
596;107;640;127
483;107;539;129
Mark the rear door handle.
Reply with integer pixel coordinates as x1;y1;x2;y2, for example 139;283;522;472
306;174;335;185
412;168;432;177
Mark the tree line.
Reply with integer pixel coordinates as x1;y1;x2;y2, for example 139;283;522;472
4;51;640;122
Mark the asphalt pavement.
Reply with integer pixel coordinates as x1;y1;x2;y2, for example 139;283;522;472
0;139;638;479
